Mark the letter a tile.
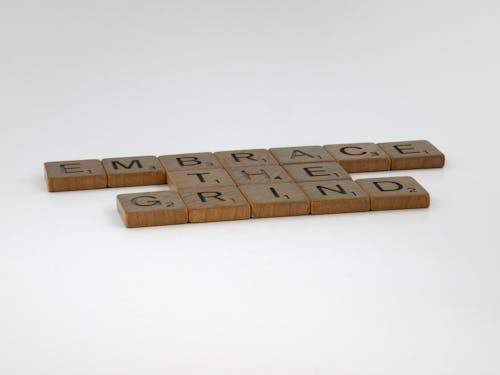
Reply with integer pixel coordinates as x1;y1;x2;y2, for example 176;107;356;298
214;149;277;168
116;190;188;228
269;146;335;165
356;176;430;210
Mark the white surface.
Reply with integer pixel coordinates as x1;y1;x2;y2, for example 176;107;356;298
1;1;500;374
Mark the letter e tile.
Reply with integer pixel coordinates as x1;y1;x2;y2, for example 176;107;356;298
377;140;445;170
44;159;107;192
284;162;351;182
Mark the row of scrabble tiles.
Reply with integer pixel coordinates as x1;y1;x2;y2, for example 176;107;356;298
117;177;430;227
44;140;444;192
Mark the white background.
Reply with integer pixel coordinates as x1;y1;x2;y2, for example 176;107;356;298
1;1;499;374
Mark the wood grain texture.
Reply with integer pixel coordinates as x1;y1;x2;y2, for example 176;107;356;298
226;165;292;185
116;190;188;228
269;145;335;165
378;140;445;170
298;180;370;214
284;162;351;182
102;156;165;187
239;182;310;218
44;159;107;192
167;168;235;190
356;176;430;210
159;152;222;172
214;149;277;168
324;143;391;172
178;186;250;223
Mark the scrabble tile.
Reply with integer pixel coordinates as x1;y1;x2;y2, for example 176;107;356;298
102;156;165;187
226;165;293;185
44;159;107;192
324;143;391;172
284;162;351;182
116;190;188;228
239;183;310;218
159;152;222;172
178;186;250;223
378;140;445;170
214;149;277;168
269;145;335;165
167;168;235;190
298;180;370;214
356;176;430;210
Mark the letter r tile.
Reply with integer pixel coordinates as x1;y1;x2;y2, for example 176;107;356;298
356;176;430;210
214;149;278;168
178;186;250;223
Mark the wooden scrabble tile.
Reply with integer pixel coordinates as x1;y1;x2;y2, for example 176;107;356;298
356;176;430;210
284;162;351;182
226;165;293;185
167;168;235;190
239;182;310;218
117;190;188;228
158;152;222;172
44;159;107;192
324;143;391;172
102;156;165;187
298;180;370;214
214;149;277;168
269;145;335;165
377;140;445;170
178;186;250;223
